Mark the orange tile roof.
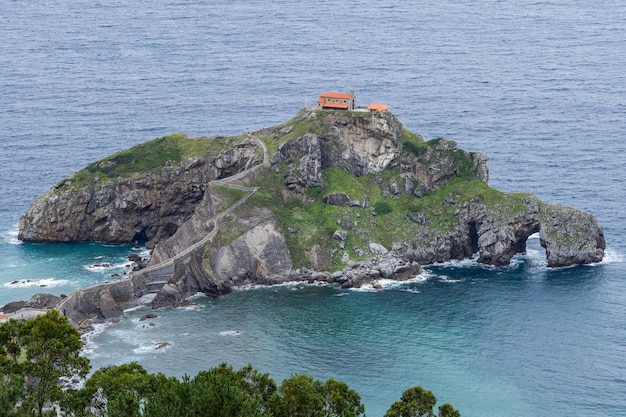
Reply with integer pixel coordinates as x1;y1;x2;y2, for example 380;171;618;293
322;102;350;109
319;92;353;100
368;103;391;112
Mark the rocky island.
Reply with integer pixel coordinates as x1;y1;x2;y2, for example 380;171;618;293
13;108;605;328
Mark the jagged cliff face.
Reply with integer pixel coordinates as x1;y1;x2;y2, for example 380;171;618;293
271;109;489;198
394;195;605;268
18;159;209;244
18;139;261;244
269;110;407;196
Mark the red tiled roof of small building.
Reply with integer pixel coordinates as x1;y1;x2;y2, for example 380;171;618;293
319;92;353;100
368;103;391;112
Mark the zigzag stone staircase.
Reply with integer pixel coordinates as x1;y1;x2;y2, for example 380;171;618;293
57;135;268;313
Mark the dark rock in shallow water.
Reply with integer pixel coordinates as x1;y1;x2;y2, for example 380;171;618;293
127;253;141;262
1;301;26;314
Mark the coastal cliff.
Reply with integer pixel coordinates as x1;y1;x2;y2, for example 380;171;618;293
15;108;605;326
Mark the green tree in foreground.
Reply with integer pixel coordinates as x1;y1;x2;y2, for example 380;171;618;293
0;310;90;416
384;386;461;417
1;314;460;417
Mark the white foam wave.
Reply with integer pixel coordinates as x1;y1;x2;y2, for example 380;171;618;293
601;248;623;264
132;344;157;354
439;276;463;283
83;261;131;272
4;278;70;288
188;292;208;301
81;321;115;357
233;280;328;292
132;341;172;354
348;272;432;292
2;227;21;245
219;330;241;336
123;305;147;313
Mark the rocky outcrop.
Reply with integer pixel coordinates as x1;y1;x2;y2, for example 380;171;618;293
18;158;209;243
539;203;606;267
398;138;490;192
18;138;261;244
394;195;605;267
271;110;405;196
271;110;489;199
56;280;135;329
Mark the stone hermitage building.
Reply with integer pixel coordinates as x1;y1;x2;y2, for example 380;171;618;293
316;90;390;112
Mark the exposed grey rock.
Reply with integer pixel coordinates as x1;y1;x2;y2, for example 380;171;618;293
369;242;389;255
271;113;404;198
333;230;348;241
337;216;354;230
18;140;262;244
408;211;428;225
323;193;351;206
393;196;605;268
25;293;61;310
398;138;489;190
0;301;26;314
405;177;414;194
539;203;605;267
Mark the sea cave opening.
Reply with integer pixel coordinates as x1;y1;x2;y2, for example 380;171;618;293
468;221;479;255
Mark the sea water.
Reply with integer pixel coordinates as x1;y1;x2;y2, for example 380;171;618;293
1;1;625;416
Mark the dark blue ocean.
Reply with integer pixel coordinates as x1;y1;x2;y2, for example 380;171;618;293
1;1;625;415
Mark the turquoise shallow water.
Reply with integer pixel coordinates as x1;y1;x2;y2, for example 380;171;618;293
1;1;626;415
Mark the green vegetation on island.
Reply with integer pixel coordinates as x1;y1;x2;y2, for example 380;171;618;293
1;312;460;417
54;133;244;190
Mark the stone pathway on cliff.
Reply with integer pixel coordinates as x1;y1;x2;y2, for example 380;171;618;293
55;135;270;315
124;134;269;299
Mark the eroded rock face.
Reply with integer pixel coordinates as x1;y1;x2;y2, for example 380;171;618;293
271;112;489;198
398;139;490;190
539;203;606;267
18;141;261;244
394;196;605;267
149;208;293;308
271;112;404;196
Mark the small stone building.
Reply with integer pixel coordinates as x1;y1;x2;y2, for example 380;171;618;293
316;90;391;112
316;91;356;110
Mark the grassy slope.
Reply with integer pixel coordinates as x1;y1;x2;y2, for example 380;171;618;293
54;133;245;190
247;166;532;270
